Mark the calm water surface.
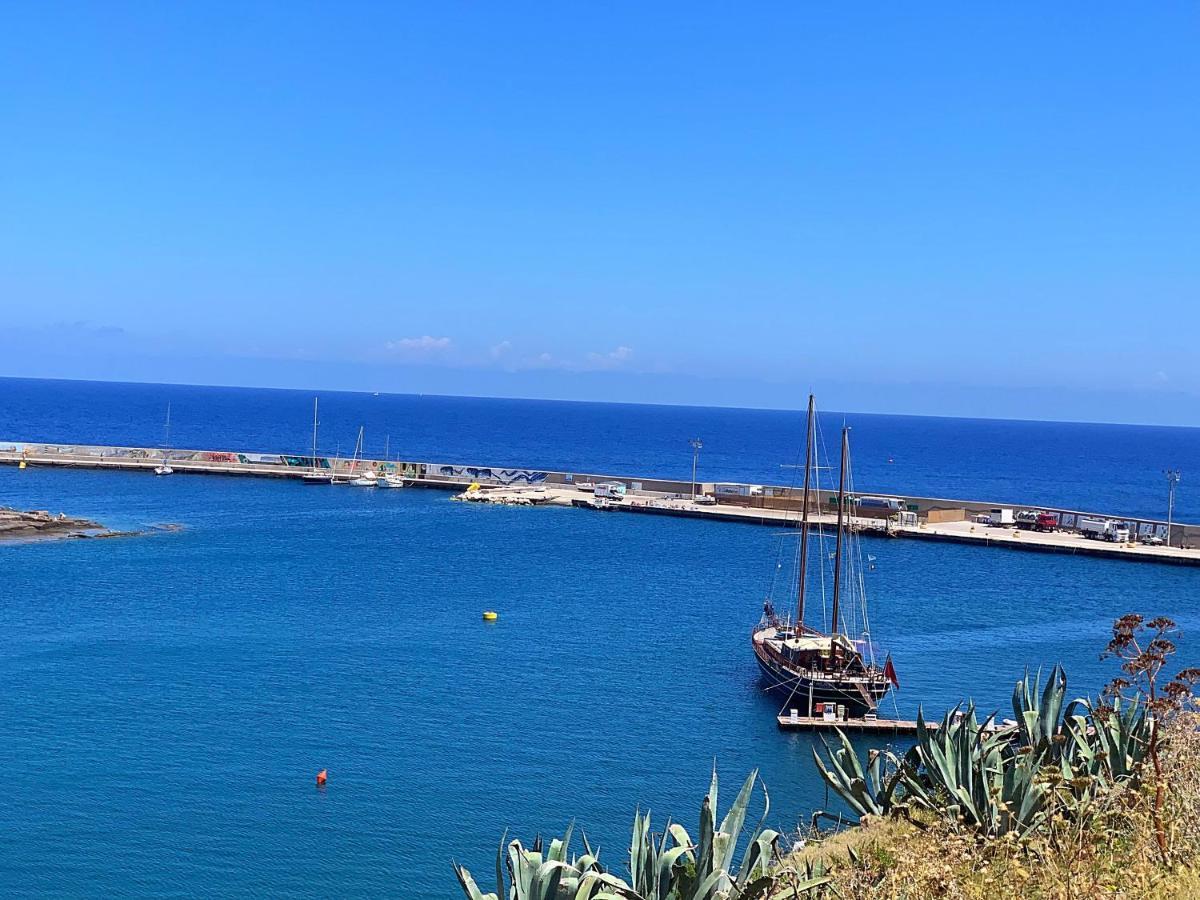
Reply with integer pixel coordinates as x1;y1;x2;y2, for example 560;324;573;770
1;380;1198;896
3;377;1198;519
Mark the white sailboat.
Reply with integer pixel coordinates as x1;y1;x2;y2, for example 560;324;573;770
302;397;333;484
377;433;404;487
154;403;174;476
349;426;377;486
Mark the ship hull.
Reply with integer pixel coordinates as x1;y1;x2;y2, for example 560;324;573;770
752;640;889;718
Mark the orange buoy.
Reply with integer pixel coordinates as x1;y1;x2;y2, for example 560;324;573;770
316;769;328;786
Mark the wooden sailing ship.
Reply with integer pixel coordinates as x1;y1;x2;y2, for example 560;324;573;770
751;395;897;718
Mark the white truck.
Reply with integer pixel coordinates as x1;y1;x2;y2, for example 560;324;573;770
1078;517;1130;543
594;482;627;500
988;508;1014;526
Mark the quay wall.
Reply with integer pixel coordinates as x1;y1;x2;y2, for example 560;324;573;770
2;439;1196;545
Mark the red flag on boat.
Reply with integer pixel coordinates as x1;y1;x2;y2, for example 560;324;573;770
884;655;900;690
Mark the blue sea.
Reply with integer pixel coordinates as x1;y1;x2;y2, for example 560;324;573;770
1;377;1198;897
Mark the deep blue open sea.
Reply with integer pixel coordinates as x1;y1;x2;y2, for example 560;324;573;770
1;378;1198;897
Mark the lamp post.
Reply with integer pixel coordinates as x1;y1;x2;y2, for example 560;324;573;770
689;438;703;500
1165;469;1181;547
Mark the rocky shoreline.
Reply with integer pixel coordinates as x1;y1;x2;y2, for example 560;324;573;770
0;507;182;542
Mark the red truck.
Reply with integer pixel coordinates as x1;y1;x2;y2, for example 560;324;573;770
1016;510;1059;532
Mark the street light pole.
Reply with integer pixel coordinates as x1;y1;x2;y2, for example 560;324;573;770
689;438;703;500
1165;469;1181;547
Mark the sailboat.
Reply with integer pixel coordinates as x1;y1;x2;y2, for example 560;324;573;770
378;471;405;488
349;426;377;486
378;433;405;488
154;403;174;476
302;397;334;484
750;395;896;718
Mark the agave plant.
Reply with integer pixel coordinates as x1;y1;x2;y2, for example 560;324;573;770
811;729;905;819
454;770;831;900
900;702;1050;836
812;666;1152;840
454;824;636;900
1013;666;1073;752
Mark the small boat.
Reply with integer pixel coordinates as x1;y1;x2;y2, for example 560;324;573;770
155;403;174;476
379;473;405;489
575;481;596;492
351;471;378;487
572;496;618;511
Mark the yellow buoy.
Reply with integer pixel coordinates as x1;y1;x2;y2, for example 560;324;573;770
482;610;498;622
18;460;27;470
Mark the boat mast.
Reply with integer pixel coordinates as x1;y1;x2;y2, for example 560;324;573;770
796;394;815;628
831;426;849;636
163;402;171;449
311;397;319;473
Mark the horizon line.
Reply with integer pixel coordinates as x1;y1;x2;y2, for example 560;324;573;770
2;373;1197;432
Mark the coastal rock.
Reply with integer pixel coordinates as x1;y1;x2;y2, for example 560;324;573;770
0;509;106;542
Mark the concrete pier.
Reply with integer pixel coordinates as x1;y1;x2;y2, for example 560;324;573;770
3;439;1198;566
776;714;932;734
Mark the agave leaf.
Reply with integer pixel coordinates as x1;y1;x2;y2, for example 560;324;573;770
496;830;507;900
655;844;694;897
692;868;726;900
737;782;776;883
529;859;569;899
695;787;716;881
508;841;539;898
736;830;779;884
628;810;649;894
547;822;575;865
668;823;693;857
714;770;758;875
452;862;500;900
811;730;885;819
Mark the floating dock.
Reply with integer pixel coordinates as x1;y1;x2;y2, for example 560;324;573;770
2;439;1197;567
776;714;933;734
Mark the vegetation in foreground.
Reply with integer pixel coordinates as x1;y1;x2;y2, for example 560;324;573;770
453;615;1199;899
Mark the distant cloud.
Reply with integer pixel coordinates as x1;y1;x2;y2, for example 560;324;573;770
384;335;452;354
489;340;512;360
509;345;638;373
583;345;635;370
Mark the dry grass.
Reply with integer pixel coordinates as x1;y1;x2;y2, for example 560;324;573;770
783;714;1200;899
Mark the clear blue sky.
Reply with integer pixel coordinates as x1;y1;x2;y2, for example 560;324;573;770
2;3;1198;424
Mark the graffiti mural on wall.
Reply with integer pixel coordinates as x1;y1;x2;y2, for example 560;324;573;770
282;455;331;469
237;453;284;466
435;465;547;484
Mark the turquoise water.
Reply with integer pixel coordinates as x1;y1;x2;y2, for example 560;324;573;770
2;457;1197;897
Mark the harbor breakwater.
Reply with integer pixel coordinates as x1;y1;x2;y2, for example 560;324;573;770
3;439;1198;564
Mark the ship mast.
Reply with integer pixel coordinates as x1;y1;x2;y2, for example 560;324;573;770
311;397;320;474
831;426;849;635
795;394;815;628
